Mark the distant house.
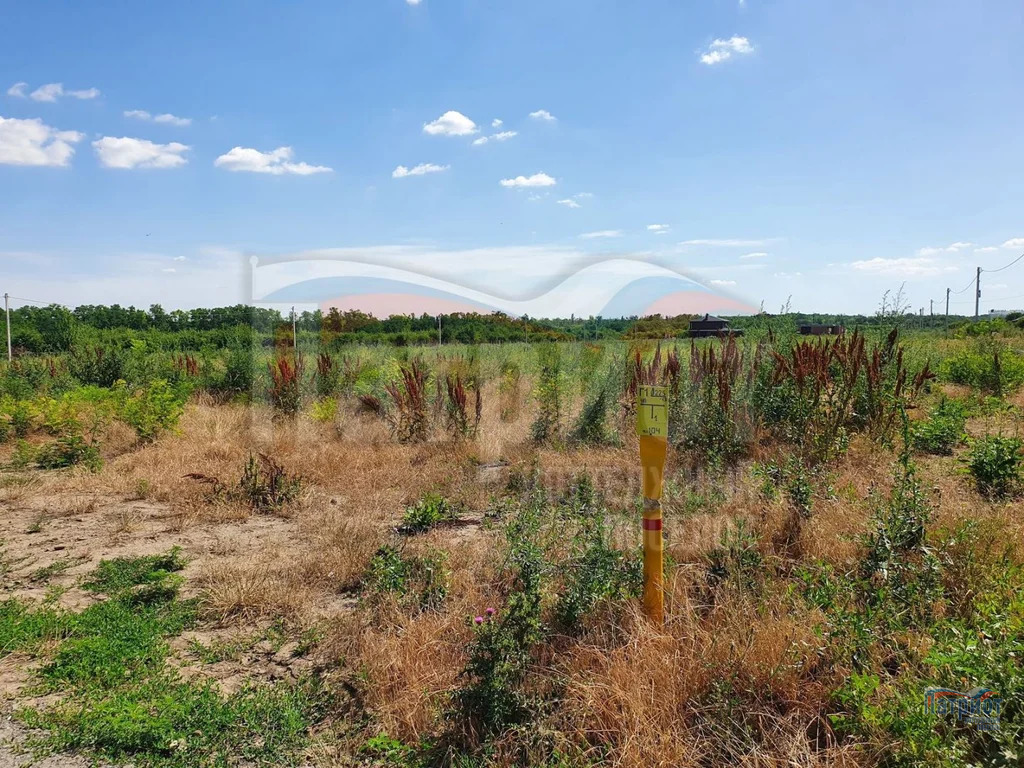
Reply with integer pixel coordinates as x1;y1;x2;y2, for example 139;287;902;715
688;314;743;338
799;324;845;336
988;309;1023;319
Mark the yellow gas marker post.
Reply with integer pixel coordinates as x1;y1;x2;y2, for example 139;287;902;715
636;384;668;624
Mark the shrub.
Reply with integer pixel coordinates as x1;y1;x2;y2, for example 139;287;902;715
115;380;186;441
912;398;967;455
69;346;126;388
966;435;1023;498
364;545;449;611
35;434;103;472
498;360;522;422
238;453;302;512
570;376;616;446
706;519;763;593
554;512;641;630
531;345;563;444
314;352;340;398
456;495;546;736
309;397;338;423
444;374;480;439
859;454;941;627
941;342;1024;395
385;361;430;443
219;346;255;395
399;492;458;534
268;356;303;414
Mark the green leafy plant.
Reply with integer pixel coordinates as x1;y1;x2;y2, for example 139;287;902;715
966;434;1023;499
706;519;763;593
115;380;187;441
399;492;459;534
912;398;968;455
35;433;103;472
530;344;564;445
364;545;450;611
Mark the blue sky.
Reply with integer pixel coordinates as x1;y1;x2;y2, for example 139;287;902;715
2;0;1023;315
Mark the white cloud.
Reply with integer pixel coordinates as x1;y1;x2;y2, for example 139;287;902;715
575;192;594;199
406;0;421;5
0;116;83;167
125;109;191;127
849;257;957;277
647;224;670;234
557;199;581;208
916;241;974;256
680;238;769;247
6;82;27;98
1002;238;1024;249
29;83;63;102
710;279;737;286
492;118;503;128
161;268;177;273
975;246;998;253
28;82;100;102
580;230;623;239
423;110;477;136
173;255;187;261
392;162;448;178
214;146;331;175
500;172;556;188
529;109;556;121
699;36;754;65
473;130;518;146
93;137;190;169
740;251;768;259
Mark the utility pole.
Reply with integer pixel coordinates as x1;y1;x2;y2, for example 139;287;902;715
4;293;11;362
975;266;981;320
291;306;297;349
945;287;950;333
437;315;441;345
930;299;933;316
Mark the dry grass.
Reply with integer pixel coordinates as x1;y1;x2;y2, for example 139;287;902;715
2;366;1021;767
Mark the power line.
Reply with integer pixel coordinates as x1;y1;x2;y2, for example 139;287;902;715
6;295;68;307
950;274;976;294
982;252;1024;274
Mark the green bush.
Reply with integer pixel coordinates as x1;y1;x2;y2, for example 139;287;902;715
966;435;1023;498
35;434;103;472
530;344;563;445
399;492;458;534
912;398;968;455
941;344;1024;395
115;380;187;441
364;545;449;611
457;495;546;735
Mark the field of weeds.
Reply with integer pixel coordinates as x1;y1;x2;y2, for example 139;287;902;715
0;325;1022;767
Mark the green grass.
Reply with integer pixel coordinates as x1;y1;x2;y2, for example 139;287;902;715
0;549;331;767
83;547;188;595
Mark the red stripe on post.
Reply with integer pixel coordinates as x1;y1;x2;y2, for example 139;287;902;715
642;518;662;531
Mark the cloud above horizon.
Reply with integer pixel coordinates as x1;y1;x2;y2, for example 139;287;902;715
214;146;331;175
500;172;556;188
423;110;477;136
93;136;190;169
0;115;83;167
699;36;753;65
